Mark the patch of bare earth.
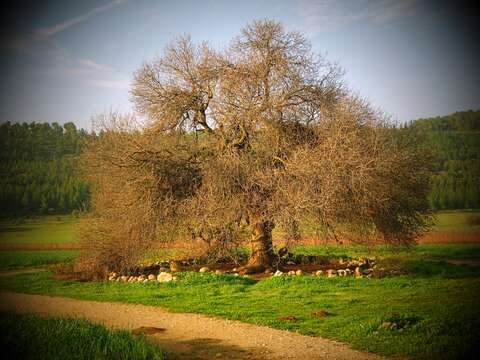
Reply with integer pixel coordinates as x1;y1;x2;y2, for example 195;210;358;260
0;292;386;360
417;230;480;244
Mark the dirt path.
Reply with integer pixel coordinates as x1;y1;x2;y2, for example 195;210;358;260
0;292;385;360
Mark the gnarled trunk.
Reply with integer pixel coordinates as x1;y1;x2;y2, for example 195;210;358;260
245;218;275;273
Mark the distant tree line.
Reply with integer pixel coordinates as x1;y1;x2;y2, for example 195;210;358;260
0;121;90;216
0;110;478;216
407;110;480;210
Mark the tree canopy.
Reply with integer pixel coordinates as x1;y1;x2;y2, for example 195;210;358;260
77;20;432;276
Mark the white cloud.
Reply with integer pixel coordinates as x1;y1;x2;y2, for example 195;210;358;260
77;58;114;72
87;79;130;90
297;0;423;34
34;0;128;38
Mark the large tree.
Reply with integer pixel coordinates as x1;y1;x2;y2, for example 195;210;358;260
78;20;431;276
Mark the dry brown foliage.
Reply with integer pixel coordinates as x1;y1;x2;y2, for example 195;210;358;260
77;20;432;276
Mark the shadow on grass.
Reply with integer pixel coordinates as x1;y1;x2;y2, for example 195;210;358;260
403;260;480;278
154;337;263;360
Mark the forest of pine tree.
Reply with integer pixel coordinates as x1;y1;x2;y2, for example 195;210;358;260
0;110;478;217
407;110;480;210
0;122;90;216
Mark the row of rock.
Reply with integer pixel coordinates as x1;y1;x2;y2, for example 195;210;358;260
108;272;177;283
107;264;392;282
273;266;374;278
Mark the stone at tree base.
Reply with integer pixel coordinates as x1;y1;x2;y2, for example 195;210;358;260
295;269;303;276
148;274;156;281
199;267;210;273
273;270;283;277
157;272;174;282
120;276;128;282
337;269;347;277
326;269;337;278
315;270;323;276
354;267;362;277
170;261;181;272
288;270;296;275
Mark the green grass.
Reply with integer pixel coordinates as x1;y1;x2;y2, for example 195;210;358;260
0;312;166;359
0;213;479;359
0;215;76;245
293;243;480;260
433;209;480;230
0;210;476;247
1;265;479;360
0;250;79;270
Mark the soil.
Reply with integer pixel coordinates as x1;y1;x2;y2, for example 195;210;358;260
0;292;386;360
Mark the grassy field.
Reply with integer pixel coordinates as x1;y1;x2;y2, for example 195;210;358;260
0;312;166;359
0;250;78;270
0;215;76;246
0;212;479;358
1;245;479;360
433;210;480;230
0;216;78;270
293;243;480;259
0;210;478;247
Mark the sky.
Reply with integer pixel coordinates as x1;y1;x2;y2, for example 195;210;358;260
0;0;478;129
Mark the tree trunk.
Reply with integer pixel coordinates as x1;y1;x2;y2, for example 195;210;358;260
244;218;275;273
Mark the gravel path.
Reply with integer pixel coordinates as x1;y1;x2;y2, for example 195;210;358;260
0;292;385;360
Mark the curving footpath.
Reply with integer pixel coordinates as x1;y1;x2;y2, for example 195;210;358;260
0;292;386;360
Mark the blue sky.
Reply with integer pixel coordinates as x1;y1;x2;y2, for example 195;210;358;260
1;0;478;129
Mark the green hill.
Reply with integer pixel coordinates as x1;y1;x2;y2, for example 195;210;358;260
408;110;480;210
0;122;90;216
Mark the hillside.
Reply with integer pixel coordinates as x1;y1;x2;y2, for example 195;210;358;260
408;110;480;210
0;122;90;216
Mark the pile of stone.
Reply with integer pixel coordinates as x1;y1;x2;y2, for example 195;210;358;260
107;271;177;283
272;265;375;278
273;269;304;277
313;267;373;278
